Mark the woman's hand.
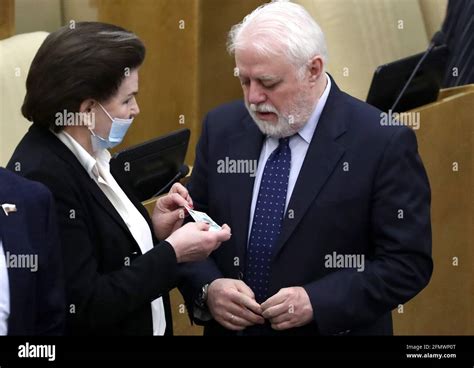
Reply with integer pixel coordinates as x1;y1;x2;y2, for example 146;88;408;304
166;223;232;263
152;183;193;240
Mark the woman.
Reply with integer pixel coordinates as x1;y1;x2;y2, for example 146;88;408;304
7;22;231;335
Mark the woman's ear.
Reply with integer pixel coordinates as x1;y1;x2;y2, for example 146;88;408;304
79;99;96;113
78;99;97;129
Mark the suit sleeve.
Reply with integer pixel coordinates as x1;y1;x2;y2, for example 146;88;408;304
304;127;433;335
35;185;66;335
178;114;224;319
25;169;178;333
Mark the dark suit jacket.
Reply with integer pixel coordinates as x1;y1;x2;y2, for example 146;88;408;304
0;167;64;335
179;78;433;336
7;126;178;335
442;0;474;87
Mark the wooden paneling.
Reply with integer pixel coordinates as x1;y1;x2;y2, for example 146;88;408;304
196;0;265;122
392;86;474;334
0;0;14;39
297;0;429;100
98;0;200;165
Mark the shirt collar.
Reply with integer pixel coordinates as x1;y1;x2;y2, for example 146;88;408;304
54;130;110;179
297;73;331;144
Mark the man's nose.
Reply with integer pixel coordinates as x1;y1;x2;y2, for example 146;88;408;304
247;81;266;105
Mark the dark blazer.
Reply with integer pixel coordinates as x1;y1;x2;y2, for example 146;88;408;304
7;125;178;335
441;0;474;87
179;78;433;336
0;167;64;335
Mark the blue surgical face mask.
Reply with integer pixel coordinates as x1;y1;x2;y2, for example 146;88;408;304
89;103;134;150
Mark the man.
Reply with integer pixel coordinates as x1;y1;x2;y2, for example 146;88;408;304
179;1;432;335
441;0;473;87
0;167;65;335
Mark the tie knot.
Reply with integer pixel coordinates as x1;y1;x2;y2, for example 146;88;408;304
279;137;290;147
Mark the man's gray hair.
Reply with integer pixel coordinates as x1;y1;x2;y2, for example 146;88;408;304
227;0;328;69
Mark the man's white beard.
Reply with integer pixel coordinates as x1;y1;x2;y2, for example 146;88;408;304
245;92;314;138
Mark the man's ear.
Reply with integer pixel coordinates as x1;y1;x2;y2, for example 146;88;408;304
79;99;96;113
308;55;324;84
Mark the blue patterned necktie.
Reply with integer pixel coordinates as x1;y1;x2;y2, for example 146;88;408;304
246;137;291;303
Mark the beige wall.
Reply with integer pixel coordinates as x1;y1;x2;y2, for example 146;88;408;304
62;0;98;22
296;0;447;100
419;0;447;38
14;0;97;34
15;0;62;34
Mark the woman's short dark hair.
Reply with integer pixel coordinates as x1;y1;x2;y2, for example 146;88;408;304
22;22;145;132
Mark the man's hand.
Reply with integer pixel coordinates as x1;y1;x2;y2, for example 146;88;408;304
152;183;192;240
261;287;313;330
207;278;265;331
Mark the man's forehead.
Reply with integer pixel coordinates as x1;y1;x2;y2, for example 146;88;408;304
235;52;292;78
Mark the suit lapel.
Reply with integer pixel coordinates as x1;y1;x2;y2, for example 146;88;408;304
84;176;141;251
272;80;348;260
227;116;265;265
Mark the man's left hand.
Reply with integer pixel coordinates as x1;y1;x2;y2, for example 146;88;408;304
261;287;313;330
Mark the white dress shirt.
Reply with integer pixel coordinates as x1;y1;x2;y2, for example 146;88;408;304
248;74;331;242
54;131;166;335
0;239;10;335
